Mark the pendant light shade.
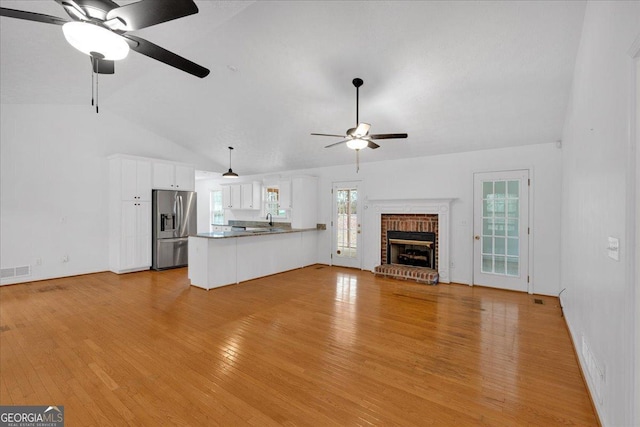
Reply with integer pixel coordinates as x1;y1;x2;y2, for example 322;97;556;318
222;146;239;178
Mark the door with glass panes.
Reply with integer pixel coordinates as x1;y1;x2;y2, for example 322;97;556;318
473;170;529;292
332;182;362;269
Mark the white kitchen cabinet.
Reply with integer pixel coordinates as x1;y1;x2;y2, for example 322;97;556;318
152;162;195;191
222;184;241;209
119;201;151;271
175;164;195;190
291;176;318;229
222;182;259;210
189;230;319;290
278;180;292;210
109;155;153;274
236;233;301;282
119;158;151;201
188;236;237;289
240;182;262;209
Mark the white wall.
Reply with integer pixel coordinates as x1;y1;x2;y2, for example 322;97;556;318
198;143;562;295
560;2;640;426
311;143;562;295
0;104;211;285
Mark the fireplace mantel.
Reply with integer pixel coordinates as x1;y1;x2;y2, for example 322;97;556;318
364;198;454;283
366;198;455;212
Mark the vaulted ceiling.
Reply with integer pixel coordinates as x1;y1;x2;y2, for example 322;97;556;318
0;0;586;175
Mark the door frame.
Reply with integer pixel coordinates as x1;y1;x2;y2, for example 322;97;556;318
472;168;534;294
331;181;363;269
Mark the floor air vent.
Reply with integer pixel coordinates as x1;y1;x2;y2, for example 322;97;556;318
534;298;544;305
1;265;31;279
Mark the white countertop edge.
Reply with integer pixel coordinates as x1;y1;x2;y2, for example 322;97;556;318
191;228;319;239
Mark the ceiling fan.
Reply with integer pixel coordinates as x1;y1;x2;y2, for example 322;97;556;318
1;0;209;111
311;78;408;171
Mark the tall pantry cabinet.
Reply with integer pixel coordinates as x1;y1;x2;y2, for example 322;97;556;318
109;156;152;273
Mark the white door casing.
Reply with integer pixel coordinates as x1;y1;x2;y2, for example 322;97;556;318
473;170;530;292
332;181;362;269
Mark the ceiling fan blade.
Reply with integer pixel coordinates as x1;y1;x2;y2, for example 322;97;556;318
354;122;371;137
91;57;114;74
324;140;350;148
311;133;346;138
369;133;408;140
367;141;380;149
123;35;210;78
54;0;90;21
106;0;198;31
0;7;68;25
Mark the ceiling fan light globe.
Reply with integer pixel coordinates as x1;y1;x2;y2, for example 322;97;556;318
346;138;368;150
62;22;129;60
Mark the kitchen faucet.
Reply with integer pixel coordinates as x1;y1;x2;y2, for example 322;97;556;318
266;213;273;227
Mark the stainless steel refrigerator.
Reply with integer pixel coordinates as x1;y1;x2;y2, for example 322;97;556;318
152;190;197;270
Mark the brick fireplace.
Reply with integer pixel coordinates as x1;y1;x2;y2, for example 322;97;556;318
365;198;453;283
381;214;439;269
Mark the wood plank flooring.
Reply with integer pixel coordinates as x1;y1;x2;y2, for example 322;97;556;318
0;266;598;426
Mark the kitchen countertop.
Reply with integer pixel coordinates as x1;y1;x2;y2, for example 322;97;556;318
193;227;318;239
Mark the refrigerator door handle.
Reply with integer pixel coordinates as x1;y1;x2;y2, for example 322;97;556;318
158;237;188;243
177;195;183;235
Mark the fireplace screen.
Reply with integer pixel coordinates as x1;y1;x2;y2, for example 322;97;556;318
387;231;436;269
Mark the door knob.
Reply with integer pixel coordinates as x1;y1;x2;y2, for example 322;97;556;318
474;235;480;240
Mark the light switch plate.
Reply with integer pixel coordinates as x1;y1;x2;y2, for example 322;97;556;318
607;236;620;261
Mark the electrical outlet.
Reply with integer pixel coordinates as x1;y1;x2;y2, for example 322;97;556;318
35;258;42;266
607;237;619;261
61;255;69;263
450;261;455;268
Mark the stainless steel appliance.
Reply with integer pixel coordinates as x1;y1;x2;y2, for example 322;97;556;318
152;190;197;270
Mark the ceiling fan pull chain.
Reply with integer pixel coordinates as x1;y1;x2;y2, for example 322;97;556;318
91;67;94;108
356;150;360;173
95;60;99;114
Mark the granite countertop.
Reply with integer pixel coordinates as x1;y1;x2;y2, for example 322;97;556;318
193;227;318;239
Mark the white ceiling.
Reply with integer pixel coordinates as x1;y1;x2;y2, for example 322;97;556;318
0;0;586;175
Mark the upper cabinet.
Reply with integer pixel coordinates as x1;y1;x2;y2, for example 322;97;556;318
152;162;195;191
111;157;151;202
240;182;261;210
222;184;240;209
222;182;262;210
278;180;292;210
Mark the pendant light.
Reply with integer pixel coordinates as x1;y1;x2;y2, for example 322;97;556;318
222;146;239;178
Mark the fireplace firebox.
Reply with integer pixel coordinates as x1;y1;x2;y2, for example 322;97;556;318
387;230;436;269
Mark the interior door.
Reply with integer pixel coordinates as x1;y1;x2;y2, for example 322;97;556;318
332;182;362;269
473;170;529;292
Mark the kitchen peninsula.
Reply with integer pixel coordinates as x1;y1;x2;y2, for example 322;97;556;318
188;227;318;290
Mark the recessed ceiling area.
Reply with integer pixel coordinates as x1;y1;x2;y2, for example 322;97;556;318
0;0;586;175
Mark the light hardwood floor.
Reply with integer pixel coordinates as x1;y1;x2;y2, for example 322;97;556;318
0;266;598;426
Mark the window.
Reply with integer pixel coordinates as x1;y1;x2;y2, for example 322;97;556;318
265;186;286;217
210;190;224;225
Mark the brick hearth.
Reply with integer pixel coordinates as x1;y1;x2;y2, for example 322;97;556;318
374;265;439;285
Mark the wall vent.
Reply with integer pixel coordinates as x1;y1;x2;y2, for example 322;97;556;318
0;265;31;279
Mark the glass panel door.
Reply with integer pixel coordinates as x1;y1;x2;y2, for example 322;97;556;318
474;171;529;292
332;182;362;269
